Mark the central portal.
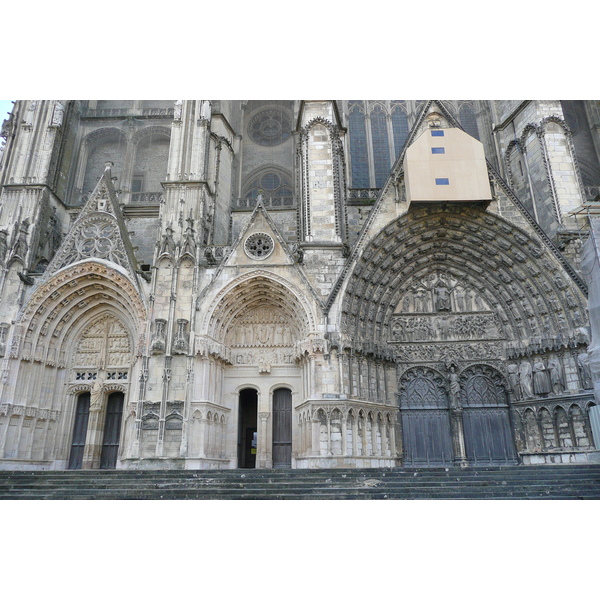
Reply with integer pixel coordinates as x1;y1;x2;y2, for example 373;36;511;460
238;388;258;468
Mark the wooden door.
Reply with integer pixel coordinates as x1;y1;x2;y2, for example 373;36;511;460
100;392;124;469
272;388;292;468
461;366;517;465
399;368;453;466
68;393;90;470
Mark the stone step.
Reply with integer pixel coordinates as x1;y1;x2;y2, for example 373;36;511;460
1;465;599;500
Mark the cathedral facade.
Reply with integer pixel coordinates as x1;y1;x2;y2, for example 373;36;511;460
0;99;598;470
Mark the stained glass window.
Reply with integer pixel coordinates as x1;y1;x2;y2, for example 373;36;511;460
459;103;480;140
391;107;409;158
370;105;391;188
244;169;293;200
348;104;370;188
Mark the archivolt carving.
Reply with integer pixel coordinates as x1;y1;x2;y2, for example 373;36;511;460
341;204;587;358
14;261;145;365
202;271;318;344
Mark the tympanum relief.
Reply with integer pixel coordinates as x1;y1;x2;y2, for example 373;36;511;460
227;308;298;372
391;272;504;364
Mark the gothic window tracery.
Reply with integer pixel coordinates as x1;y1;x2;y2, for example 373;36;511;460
348;103;370;188
243;168;293;202
370;105;391;188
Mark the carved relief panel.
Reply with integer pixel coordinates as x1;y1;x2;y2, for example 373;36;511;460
390;272;505;364
72;315;132;373
226;307;298;371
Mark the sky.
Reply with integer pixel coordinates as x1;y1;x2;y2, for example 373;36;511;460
0;100;14;120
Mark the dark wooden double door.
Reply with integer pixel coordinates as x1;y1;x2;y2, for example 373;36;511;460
400;366;516;467
68;391;124;470
238;387;292;468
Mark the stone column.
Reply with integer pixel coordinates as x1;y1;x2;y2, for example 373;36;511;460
352;416;359;456
83;405;105;469
450;408;468;467
257;411;270;468
312;413;321;456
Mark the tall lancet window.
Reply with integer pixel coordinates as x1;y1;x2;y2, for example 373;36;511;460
458;102;480;140
348;102;370;188
391;104;410;159
370;105;391;188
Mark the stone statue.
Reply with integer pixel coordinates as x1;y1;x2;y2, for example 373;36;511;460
532;358;550;397
506;362;521;401
448;365;461;409
0;230;7;264
160;226;176;255
402;295;411;313
547;356;565;395
25;101;36;126
200;100;211;121
414;288;426;312
455;287;466;312
51;101;64;127
11;219;29;261
433;276;452;312
174;100;183;120
519;360;533;399
577;352;593;389
90;372;105;410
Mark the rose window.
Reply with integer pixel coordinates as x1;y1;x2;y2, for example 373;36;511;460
244;233;275;260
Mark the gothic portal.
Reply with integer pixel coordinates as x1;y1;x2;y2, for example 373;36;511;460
0;100;598;470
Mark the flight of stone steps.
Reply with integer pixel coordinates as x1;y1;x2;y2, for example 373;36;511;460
1;464;599;500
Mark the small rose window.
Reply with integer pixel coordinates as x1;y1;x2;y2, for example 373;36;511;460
244;233;274;260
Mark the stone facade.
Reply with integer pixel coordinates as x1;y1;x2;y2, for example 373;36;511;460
0;99;598;471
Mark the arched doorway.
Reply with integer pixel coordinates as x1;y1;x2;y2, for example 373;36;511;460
272;388;292;468
68;390;125;470
460;365;517;465
399;367;453;466
238;388;258;468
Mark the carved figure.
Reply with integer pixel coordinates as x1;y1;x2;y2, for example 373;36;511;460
448;366;461;409
11;219;29;260
519;360;533;399
51;101;64;127
455;287;466;312
0;230;7;264
547;356;565;395
433;277;452;312
392;321;404;341
413;288;426;313
160;226;176;255
174;100;183;120
25;101;36;126
90;372;105;410
577;352;593;390
402;295;411;313
464;289;474;312
506;362;521;401
200;100;212;121
532;358;550;397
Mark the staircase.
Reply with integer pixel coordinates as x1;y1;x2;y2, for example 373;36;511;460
1;464;600;499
